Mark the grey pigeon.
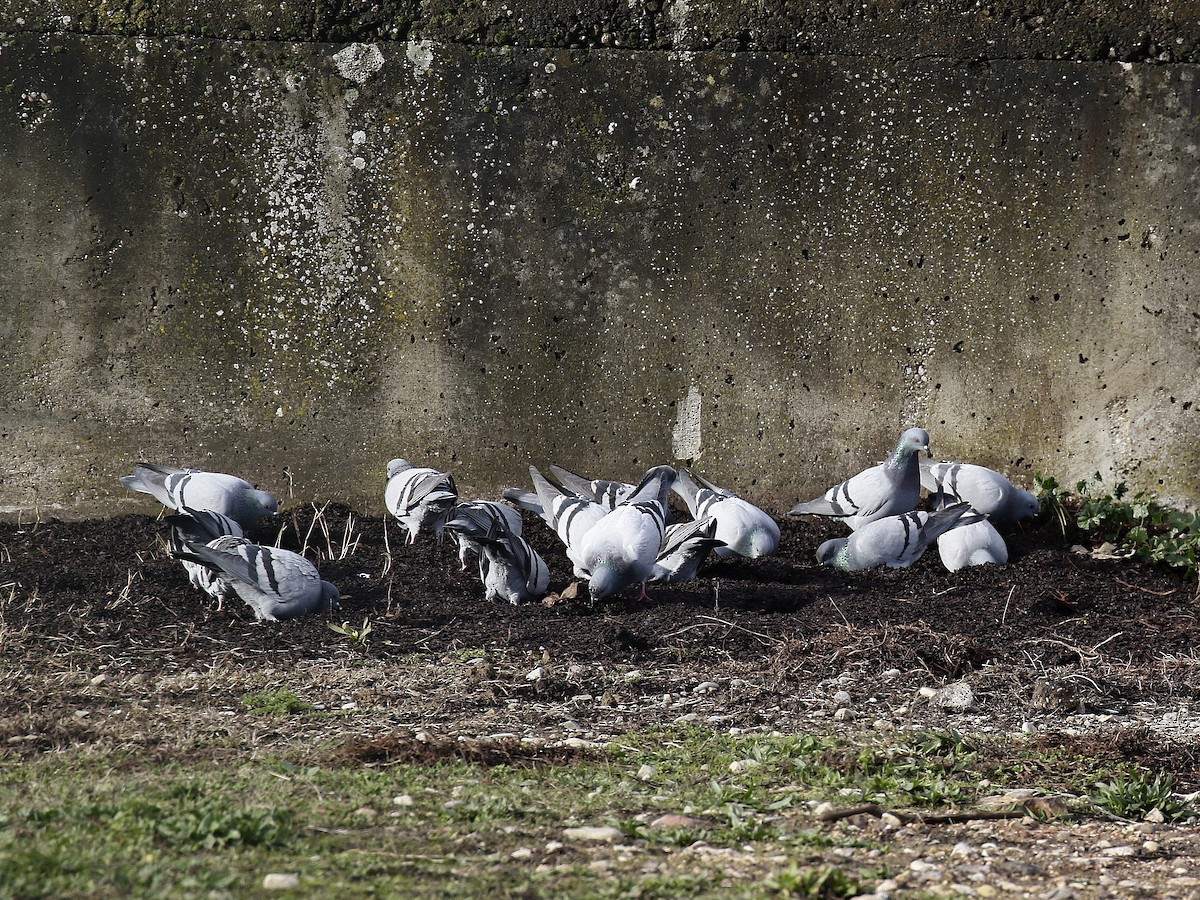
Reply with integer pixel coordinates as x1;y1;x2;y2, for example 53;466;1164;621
384;459;458;543
473;526;550;605
673;468;780;558
936;509;1009;572
121;462;278;528
577;465;675;601
503;466;608;578
920;459;1039;527
172;540;340;622
548;465;632;509
650;517;724;584
816;501;974;571
165;507;246;609
789;427;931;530
444;500;523;570
549;464;674;522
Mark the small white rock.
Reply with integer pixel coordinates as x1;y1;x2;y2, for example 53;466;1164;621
729;758;760;774
693;681;719;695
90;673;108;686
636;764;656;782
263;873;300;890
1102;846;1137;857
511;847;533;859
563;825;624;843
1143;840;1160;853
833;708;853;722
393;794;414;807
526;666;546;682
833;690;852;706
1144;807;1166;823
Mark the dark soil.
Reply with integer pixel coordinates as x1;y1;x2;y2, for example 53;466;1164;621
2;502;1198;779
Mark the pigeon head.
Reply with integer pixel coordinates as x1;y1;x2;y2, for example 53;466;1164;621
736;525;779;559
320;581;342;611
587;562;624;601
899;427;931;458
252;489;279;516
1011;489;1040;521
816;538;850;570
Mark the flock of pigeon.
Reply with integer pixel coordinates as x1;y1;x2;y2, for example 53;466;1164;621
119;427;1040;622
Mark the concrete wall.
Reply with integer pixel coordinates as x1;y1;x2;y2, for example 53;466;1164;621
2;3;1199;518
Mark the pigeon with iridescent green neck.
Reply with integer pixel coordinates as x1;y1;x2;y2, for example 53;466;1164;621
816;502;974;571
789;427;931;530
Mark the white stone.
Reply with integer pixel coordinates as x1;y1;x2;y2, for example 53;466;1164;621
393;794;414;807
563;825;624;843
636;764;656;781
729;758;760;774
263;873;300;890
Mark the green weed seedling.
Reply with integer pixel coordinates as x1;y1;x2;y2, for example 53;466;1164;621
1093;771;1188;822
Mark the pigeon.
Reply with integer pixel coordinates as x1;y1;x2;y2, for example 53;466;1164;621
816;501;975;571
576;465;676;601
444;500;523;570
672;468;780;558
120;462;278;528
920;459;1040;527
503;466;608;577
165;507;247;609
172;539;340;622
385;459;458;543
789;427;931;530
936;509;1009;572
548;465;633;509
472;526;550;605
650;517;724;584
549;464;674;522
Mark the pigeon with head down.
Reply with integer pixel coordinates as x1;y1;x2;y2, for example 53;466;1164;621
121;462;278;529
172;539;340;622
503;466;608;578
649;516;724;584
936;509;1009;572
673;468;779;559
578;465;676;602
165;507;247;609
444;500;523;571
385;459;458;544
920;459;1039;527
816;501;975;571
790;427;931;530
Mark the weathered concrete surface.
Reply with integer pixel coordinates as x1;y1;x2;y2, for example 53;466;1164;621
1;23;1198;517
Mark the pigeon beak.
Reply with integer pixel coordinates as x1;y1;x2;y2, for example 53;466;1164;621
924;447;933;458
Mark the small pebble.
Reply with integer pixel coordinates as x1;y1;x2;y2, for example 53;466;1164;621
263;873;300;890
833;690;852;706
693;681;719;694
563;825;624;843
729;758;760;774
393;794;414;807
636;764;655;781
511;847;533;859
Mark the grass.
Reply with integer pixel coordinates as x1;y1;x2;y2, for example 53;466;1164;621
0;725;1189;898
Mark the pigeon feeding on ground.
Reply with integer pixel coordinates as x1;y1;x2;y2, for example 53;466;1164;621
384;459;458;543
549;464;674;523
816;501;975;571
920;459;1040;527
466;524;550;605
673;468;780;558
120;462;278;528
936;510;1009;572
165;507;246;609
503;467;608;578
444;500;523;570
650;517;724;584
172;540;340;622
577;465;676;601
789;427;931;530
